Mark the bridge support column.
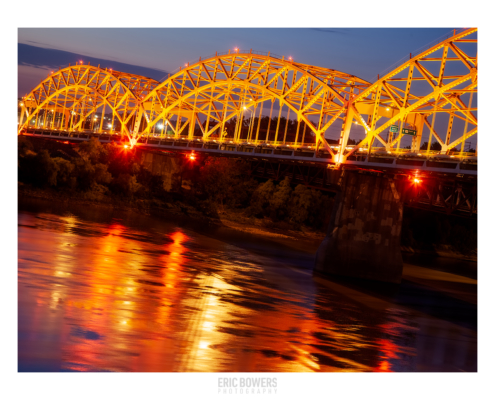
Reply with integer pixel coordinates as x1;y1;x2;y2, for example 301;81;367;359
315;170;403;284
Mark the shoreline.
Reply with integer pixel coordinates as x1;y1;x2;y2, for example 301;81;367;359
18;185;325;248
400;245;477;263
18;185;477;262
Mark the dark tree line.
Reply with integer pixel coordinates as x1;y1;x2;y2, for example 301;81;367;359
196;116;319;143
18;136;477;249
18;136;167;201
18;136;334;230
186;157;334;229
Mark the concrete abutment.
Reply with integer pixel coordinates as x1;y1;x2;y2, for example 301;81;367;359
315;170;404;284
139;150;182;192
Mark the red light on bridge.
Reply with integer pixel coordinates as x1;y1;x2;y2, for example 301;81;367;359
124;144;129;149
188;152;196;161
410;175;422;185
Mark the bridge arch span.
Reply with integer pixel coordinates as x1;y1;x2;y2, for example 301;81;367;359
137;52;371;153
336;28;478;163
18;64;160;142
19;30;477;165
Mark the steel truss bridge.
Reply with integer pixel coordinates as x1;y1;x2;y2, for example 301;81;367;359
18;28;477;214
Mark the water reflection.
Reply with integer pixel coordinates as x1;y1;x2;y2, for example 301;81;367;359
18;202;477;372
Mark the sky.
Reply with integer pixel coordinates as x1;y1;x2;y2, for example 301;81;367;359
18;28;461;97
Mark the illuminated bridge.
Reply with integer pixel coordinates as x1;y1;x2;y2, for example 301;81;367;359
18;29;477;172
18;28;478;283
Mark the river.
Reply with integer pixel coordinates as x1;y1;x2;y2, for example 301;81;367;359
18;197;477;372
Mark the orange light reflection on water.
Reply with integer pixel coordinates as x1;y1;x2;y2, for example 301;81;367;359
19;209;476;372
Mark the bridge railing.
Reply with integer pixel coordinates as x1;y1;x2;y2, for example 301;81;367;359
22;127;477;161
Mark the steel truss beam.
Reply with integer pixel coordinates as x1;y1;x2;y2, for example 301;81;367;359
343;28;477;163
19;30;477;169
19;64;160;144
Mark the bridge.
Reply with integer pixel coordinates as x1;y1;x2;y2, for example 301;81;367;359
18;28;477;284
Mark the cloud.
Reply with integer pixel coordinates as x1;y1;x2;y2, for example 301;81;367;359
26;40;47;46
18;43;170;81
19;61;57;71
310;28;347;35
21;40;123;63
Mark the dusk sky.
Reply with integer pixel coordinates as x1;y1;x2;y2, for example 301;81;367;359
18;28;462;97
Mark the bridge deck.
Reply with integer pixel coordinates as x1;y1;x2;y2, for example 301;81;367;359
22;128;477;177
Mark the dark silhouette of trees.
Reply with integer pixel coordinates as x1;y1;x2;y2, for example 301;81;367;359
194;157;258;209
17;136;477;250
420;141;442;151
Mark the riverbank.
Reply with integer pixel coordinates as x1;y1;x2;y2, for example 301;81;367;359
18;184;325;248
18;184;477;262
401;244;477;262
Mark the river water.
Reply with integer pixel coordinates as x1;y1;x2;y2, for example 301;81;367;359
18;198;477;372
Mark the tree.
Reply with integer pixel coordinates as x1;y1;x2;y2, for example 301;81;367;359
136;166;168;199
286;184;334;229
195;157;252;208
113;173;131;196
94;163;113;185
52;157;75;188
420;141;442;151
128;175;142;196
77;137;108;164
250;179;275;217
288;184;313;224
72;157;96;191
33;149;59;187
268;177;292;221
18;136;34;158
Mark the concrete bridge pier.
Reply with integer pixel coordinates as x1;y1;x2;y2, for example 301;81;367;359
315;170;404;284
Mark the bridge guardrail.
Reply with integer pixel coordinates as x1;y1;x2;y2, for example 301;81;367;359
22;129;477;165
